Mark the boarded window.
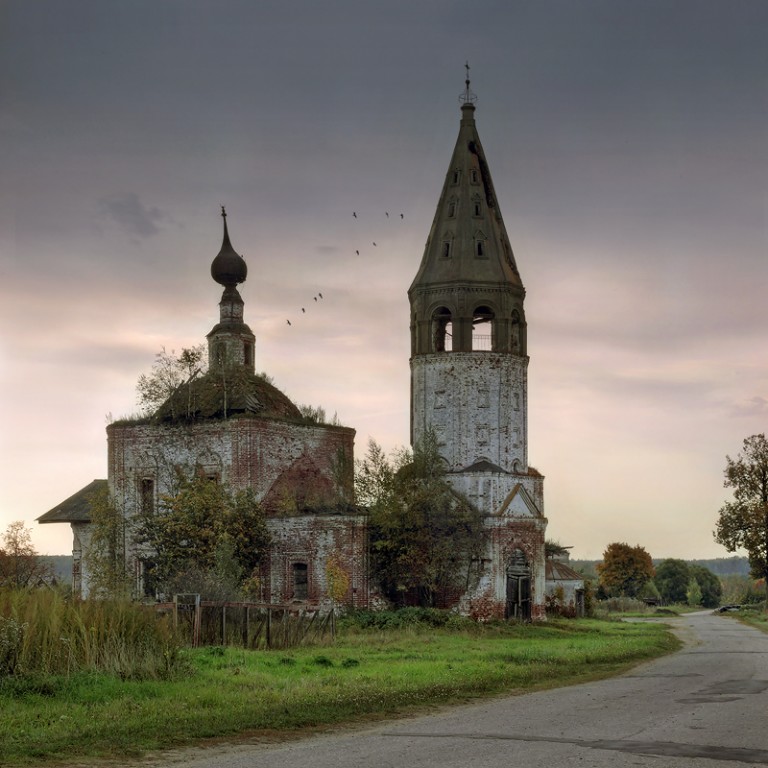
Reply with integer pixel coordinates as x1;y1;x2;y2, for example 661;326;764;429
292;563;308;600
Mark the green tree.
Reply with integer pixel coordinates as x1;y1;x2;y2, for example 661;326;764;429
655;558;691;604
137;475;271;600
325;552;351;606
0;522;52;588
84;485;133;598
358;435;486;607
714;434;768;600
596;542;654;598
689;564;722;608
136;345;206;417
545;540;570;559
686;577;702;607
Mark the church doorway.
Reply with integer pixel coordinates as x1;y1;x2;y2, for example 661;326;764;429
505;549;531;620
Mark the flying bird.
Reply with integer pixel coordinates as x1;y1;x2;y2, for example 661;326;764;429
372;242;377;246
355;249;359;255
385;212;389;218
318;292;323;299
353;211;357;218
302;308;306;313
400;213;404;219
314;297;318;302
286;320;291;326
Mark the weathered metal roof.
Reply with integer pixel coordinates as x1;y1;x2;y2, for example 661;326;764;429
545;559;584;582
37;479;106;524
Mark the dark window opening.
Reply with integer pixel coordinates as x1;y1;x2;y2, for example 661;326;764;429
448;201;456;218
139;478;155;515
474;202;481;216
292;562;308;600
511;309;522;354
476;241;484;256
141;559;157;598
470;169;478;183
442;241;451;258
452;170;460;184
244;342;253;367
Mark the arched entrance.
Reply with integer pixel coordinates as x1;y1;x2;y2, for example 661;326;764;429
505;548;531;620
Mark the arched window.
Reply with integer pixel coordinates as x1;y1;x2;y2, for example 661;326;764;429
431;307;453;352
472;306;494;351
474;229;487;258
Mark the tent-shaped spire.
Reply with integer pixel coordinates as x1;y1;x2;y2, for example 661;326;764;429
409;87;522;294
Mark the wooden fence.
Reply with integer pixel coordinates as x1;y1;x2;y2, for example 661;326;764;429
156;595;336;649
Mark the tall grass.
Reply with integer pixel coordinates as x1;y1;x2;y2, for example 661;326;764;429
0;588;182;680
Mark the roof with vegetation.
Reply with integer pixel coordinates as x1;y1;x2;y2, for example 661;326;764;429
150;367;303;423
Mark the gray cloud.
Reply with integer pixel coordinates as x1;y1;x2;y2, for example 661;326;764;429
98;193;165;238
731;396;768;419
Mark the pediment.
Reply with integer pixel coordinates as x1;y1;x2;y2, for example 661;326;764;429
496;483;542;519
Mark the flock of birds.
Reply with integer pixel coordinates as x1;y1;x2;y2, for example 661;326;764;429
283;209;405;329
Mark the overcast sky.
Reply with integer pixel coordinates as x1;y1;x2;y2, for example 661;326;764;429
1;0;766;560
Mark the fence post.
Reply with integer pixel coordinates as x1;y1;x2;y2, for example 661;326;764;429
193;594;201;648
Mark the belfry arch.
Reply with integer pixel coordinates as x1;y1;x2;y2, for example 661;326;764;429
431;307;453;352
472;305;495;351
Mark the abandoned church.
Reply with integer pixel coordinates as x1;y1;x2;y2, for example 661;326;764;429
39;81;584;619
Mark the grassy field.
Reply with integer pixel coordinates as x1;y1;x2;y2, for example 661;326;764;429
0;616;679;766
731;606;768;633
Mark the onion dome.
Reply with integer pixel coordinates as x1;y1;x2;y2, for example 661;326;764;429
211;206;247;287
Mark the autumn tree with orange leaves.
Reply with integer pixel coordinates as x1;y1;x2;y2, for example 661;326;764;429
596;542;654;598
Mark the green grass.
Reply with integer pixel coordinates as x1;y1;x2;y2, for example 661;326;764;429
730;605;768;633
0;617;679;766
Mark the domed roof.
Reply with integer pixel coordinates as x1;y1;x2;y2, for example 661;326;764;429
153;367;302;423
211;207;247;287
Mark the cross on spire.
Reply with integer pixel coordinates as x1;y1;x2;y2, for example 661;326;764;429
459;60;477;105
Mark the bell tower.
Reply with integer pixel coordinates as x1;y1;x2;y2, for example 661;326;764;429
409;69;546;619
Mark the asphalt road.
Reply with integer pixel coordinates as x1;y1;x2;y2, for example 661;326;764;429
148;611;768;768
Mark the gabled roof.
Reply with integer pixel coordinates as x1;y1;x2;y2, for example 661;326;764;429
37;479;106;524
496;483;543;519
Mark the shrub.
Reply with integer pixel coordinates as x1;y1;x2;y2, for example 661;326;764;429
341;607;475;632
